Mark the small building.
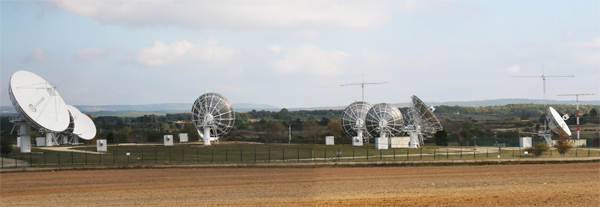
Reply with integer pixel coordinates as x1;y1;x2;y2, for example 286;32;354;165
164;135;174;146
326;136;334;145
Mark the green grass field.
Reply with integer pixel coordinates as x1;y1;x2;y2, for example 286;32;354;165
2;143;599;168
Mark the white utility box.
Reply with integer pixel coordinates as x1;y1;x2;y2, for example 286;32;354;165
390;137;410;148
375;137;388;150
179;133;188;143
326;136;334;145
519;137;532;148
97;139;107;152
36;137;46;146
164;135;173;146
17;137;21;147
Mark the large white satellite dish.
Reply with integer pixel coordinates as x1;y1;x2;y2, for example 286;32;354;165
191;93;235;145
404;95;443;148
9;71;70;132
8;71;70;152
341;101;372;145
365;103;404;140
66;105;97;140
538;107;571;146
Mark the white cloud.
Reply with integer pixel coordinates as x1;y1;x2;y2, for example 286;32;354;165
49;1;392;31
74;47;115;61
24;47;46;62
137;39;240;71
269;44;351;76
562;38;600;67
507;64;521;74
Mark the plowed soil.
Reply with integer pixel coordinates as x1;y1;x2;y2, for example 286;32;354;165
1;163;598;206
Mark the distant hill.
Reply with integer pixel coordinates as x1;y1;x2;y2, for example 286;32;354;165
1;99;597;117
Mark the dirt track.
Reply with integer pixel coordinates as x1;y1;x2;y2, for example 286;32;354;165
1;163;598;206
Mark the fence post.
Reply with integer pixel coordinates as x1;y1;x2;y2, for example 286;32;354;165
58;151;61;166
169;147;172;163
100;152;102;165
15;153;18;168
367;147;369;161
29;152;32;167
353;148;355;160
420;147;422;160
182;147;184;163
324;148;327;161
487;148;488;159
254;147;256;163
447;148;448;160
85;149;88;165
407;148;409;160
394;149;396;160
71;150;74;165
433;149;435;160
297;147;300;162
268;148;271;162
241;148;243;163
283;148;285;162
44;152;46;166
142;148;144;164
473;148;476;159
197;147;199;163
226;148;228;163
155;147;158;163
576;148;578;157
380;150;382;161
460;148;462;159
211;148;214;163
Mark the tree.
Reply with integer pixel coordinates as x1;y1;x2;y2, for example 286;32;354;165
434;130;448;146
554;135;573;156
1;136;13;156
326;120;343;143
305;121;324;144
590;108;598;117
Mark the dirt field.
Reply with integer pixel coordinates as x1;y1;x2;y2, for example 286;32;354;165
1;163;598;206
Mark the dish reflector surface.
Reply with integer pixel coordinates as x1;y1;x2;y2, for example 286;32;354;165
67;105;96;140
9;71;69;132
341;101;372;138
365;103;403;137
192;93;235;137
547;107;571;137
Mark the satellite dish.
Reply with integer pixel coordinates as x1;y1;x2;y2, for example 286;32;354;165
365;103;403;139
547;107;571;138
66;105;96;140
341;101;372;145
9;71;70;132
191;93;235;145
8;71;70;152
404;95;443;148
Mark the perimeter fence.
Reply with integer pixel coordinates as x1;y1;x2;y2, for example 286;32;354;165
2;143;600;169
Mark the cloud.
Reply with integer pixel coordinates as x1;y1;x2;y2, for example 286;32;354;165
136;38;240;71
49;1;392;31
24;47;46;62
74;47;116;61
507;65;521;74
562;38;600;67
268;44;351;76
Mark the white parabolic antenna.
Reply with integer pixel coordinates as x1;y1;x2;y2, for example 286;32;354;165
405;95;443;148
547;107;571;138
66;105;97;140
365;103;404;139
341;101;372;144
191;93;235;146
9;71;70;132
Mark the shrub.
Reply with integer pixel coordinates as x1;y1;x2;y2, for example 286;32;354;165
525;143;549;157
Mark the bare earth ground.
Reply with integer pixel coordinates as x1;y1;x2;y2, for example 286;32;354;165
1;163;598;206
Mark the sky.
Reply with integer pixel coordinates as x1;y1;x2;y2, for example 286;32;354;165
2;0;599;109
